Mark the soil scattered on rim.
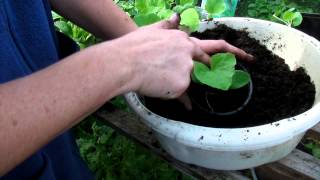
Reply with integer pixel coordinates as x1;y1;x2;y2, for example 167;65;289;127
143;24;316;128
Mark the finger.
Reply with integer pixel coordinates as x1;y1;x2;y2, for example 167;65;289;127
190;40;211;64
149;13;180;29
190;37;255;62
177;93;192;111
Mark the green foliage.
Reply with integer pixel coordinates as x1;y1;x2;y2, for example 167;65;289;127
192;53;250;91
205;0;226;17
75;117;192;180
237;0;319;25
179;0;196;6
303;138;320;159
135;13;163;26
132;0;229;32
273;8;303;27
110;96;130;112
114;0;136;17
180;8;200;32
133;0;174;26
52;12;98;48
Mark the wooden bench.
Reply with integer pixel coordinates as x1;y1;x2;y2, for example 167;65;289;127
94;104;320;180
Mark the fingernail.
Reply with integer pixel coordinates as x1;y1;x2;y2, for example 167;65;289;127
170;13;180;23
247;54;255;62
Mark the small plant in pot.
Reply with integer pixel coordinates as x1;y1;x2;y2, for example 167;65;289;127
190;52;253;116
125;0;319;170
133;0;254;117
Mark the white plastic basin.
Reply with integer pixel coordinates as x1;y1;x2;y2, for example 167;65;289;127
125;17;320;170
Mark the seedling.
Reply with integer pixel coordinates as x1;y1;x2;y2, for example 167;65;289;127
272;8;303;27
192;53;251;90
133;1;251;91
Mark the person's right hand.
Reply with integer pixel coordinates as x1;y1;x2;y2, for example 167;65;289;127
108;14;210;99
107;14;253;100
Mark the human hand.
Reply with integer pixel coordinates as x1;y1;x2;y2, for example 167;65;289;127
111;14;210;99
110;14;253;102
189;37;254;61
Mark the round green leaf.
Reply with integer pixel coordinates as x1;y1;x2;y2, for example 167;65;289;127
193;53;237;90
230;70;251;89
179;0;196;6
292;12;303;27
205;0;226;15
180;8;200;32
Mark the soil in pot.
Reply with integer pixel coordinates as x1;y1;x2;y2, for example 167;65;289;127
143;24;316;128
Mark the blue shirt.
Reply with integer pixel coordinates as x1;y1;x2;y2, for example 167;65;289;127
0;0;94;179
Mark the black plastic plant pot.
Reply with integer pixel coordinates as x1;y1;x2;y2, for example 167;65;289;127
188;64;253;116
296;13;320;41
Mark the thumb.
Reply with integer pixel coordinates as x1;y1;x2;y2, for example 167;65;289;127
150;13;180;29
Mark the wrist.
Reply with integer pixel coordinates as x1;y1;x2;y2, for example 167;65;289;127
97;40;141;95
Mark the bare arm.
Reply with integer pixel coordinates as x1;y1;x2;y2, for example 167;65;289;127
49;0;137;39
0;14;252;175
0;18;208;175
0;41;135;175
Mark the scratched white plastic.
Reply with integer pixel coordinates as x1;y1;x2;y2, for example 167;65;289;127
125;17;320;170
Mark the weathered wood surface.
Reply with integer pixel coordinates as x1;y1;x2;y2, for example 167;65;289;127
95;105;249;180
256;149;320;180
95;104;320;180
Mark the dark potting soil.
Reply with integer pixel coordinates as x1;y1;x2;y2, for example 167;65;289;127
143;24;316;128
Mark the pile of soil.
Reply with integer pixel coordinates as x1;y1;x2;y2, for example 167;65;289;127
143;24;316;128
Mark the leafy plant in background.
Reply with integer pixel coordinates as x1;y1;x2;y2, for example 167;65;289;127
192;53;250;90
52;12;98;48
75;117;192;180
272;8;302;27
302;138;320;159
133;0;228;32
237;0;318;27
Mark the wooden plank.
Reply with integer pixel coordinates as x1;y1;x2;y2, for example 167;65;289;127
256;149;320;180
95;104;249;180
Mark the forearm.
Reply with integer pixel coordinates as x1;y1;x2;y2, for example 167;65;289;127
0;41;135;175
50;0;137;39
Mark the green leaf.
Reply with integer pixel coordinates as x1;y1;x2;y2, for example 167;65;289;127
54;21;72;35
282;10;294;23
305;143;315;149
193;53;236;90
179;0;196;6
134;13;162;26
158;9;174;19
192;53;250;90
180;8;200;32
281;9;303;27
205;0;226;15
230;70;251;89
173;4;194;14
135;0;166;14
291;12;303;27
135;0;150;13
150;0;166;8
313;147;320;159
52;11;62;21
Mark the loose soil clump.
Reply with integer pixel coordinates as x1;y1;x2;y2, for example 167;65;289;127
143;24;316;128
